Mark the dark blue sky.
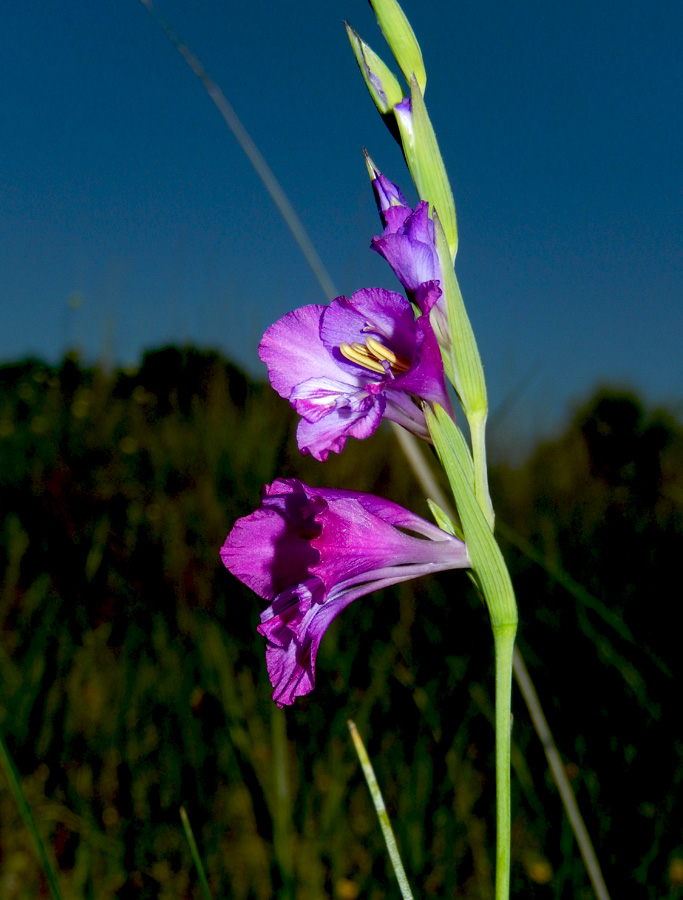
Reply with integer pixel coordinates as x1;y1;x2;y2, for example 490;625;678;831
3;1;681;444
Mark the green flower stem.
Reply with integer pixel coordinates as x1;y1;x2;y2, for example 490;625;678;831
493;623;516;900
426;405;517;899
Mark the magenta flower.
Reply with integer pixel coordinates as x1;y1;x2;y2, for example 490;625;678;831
221;478;470;706
259;287;452;461
369;166;441;297
369;168;452;348
372;200;441;296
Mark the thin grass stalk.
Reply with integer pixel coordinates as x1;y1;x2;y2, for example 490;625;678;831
348;721;415;900
180;806;213;900
0;727;65;900
511;649;611;900
138;0;338;302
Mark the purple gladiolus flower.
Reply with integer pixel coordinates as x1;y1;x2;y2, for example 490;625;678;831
372;199;441;296
259;287;452;461
369;165;409;215
221;478;470;706
369;167;451;348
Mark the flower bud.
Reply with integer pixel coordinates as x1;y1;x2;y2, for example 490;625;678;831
364;151;409;213
345;23;404;115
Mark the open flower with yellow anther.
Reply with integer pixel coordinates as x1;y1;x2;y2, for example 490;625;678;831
259;287;453;461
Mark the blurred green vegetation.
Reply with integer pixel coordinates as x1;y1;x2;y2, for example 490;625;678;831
0;347;681;899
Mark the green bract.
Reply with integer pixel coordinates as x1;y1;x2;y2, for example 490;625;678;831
427;499;461;539
345;24;404;115
426;405;517;630
369;0;426;94
433;214;487;418
395;77;458;261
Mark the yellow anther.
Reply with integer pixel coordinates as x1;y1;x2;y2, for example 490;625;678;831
339;337;411;376
339;342;387;375
365;337;411;373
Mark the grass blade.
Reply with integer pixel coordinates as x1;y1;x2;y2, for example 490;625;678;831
348;720;415;900
180;805;213;900
0;728;65;900
138;0;338;302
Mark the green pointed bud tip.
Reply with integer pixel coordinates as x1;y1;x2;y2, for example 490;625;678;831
345;22;403;114
369;0;426;94
363;148;380;183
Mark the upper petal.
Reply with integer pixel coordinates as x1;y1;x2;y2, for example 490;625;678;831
220;501;319;601
320;288;418;375
259;305;344;399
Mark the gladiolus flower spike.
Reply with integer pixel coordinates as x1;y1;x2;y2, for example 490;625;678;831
221;478;470;706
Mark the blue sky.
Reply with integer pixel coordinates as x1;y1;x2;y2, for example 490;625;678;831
2;0;681;444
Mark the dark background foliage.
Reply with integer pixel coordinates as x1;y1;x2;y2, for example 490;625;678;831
0;347;681;899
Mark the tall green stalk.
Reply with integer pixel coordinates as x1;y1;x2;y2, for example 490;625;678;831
427;404;518;898
493;625;516;900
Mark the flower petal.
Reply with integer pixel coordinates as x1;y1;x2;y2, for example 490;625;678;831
371;171;409;215
372;202;441;293
222;478;470;706
259;305;342;399
220;506;318;602
320;288;418;372
258;585;353;707
295;389;385;461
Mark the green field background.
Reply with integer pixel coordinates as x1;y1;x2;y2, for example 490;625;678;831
1;347;681;899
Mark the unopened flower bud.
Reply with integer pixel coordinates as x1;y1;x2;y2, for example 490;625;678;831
345;23;404;115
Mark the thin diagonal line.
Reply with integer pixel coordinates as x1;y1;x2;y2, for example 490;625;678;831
139;0;338;302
